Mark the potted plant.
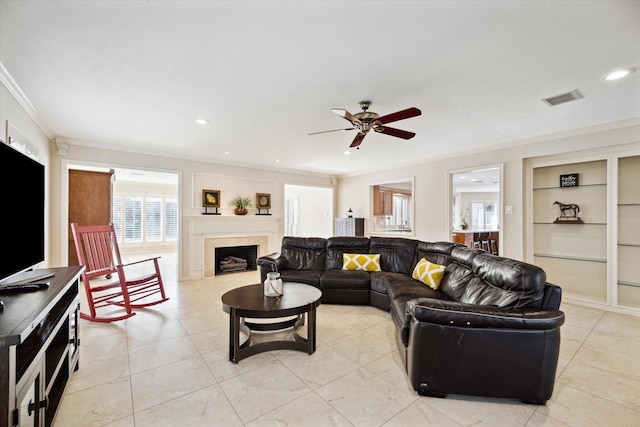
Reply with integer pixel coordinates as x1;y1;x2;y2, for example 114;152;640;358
229;195;253;215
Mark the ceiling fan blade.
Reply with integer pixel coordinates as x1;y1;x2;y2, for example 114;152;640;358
308;127;354;136
349;132;366;148
376;107;421;125
331;108;360;124
374;126;416;139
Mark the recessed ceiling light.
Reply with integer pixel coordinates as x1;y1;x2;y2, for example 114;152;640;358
604;68;635;81
344;151;351;155
195;118;209;125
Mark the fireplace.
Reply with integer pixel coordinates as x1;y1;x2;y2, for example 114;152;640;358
214;245;258;275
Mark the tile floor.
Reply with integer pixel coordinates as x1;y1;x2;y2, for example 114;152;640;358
55;255;640;426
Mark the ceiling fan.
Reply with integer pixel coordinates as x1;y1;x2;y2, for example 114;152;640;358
309;100;421;149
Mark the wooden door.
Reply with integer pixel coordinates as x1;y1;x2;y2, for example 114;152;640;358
68;169;114;265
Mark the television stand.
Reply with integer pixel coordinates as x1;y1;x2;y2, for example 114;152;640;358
0;270;56;287
0;266;83;427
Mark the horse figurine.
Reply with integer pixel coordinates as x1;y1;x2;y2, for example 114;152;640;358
553;201;580;217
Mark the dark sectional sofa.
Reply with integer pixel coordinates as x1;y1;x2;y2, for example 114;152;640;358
257;236;565;404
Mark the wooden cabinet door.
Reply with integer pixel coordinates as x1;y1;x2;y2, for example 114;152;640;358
373;186;393;216
68;169;113;266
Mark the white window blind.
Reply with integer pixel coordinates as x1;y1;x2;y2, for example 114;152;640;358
145;197;162;242
113;195;178;244
112;196;123;241
124;197;143;242
165;198;178;241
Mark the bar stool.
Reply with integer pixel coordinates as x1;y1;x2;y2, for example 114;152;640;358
481;240;491;252
488;240;498;255
472;241;482;250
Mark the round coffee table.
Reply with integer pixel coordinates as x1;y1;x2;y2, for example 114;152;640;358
221;282;322;363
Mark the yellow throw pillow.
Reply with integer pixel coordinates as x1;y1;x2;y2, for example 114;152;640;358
412;258;446;290
342;253;381;271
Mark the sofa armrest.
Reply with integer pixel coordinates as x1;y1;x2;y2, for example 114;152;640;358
406;298;565;330
541;283;562;310
257;252;288;272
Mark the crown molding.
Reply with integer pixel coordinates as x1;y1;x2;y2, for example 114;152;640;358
0;61;52;138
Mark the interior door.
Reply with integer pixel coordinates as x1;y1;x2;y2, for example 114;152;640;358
68;169;114;266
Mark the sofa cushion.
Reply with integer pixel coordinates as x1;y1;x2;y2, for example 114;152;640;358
438;246;480;301
414;241;459;266
370;271;405;295
326;237;370;270
412;258;446;290
369;236;419;275
320;270;370;290
386;277;446;301
278;269;322;287
343;253;381;271
281;236;327;270
460;253;547;308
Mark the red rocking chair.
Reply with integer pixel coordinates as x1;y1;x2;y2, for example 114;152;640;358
71;222;169;322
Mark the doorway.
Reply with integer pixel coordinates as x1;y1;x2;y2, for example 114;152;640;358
449;166;502;254
66;164;179;271
284;184;333;237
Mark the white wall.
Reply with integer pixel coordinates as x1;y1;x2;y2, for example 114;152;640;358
0;85;53;266
49;144;334;279
338;122;640;261
285;184;333;237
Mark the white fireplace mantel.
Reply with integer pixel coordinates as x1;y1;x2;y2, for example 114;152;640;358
184;215;283;280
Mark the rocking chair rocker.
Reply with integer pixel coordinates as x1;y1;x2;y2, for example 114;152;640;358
71;222;169;322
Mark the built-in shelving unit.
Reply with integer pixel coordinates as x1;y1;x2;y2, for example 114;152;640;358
617;155;640;309
532;160;608;304
527;148;640;315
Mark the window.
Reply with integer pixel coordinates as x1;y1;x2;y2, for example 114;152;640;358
389;194;410;228
165;198;178;241
471;201;498;230
145;198;162;242
124;197;143;242
112;196;178;244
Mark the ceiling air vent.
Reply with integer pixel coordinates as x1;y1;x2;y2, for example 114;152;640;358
542;89;584;107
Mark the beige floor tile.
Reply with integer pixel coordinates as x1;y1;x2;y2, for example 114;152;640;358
558;358;640;412
134;384;243;427
65;333;130;394
128;335;199;375
124;310;188;350
131;354;216;412
278;343;360;389
245;392;353;427
57;256;640;427
316;367;417;426
326;329;397;365
422;394;538;426
55;377;133;427
593;311;640;342
541;382;640;426
201;347;280;382
382;399;464;426
218;361;311;423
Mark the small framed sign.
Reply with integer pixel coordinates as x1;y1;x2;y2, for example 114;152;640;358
560;173;579;188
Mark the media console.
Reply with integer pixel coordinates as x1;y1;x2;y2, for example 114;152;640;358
0;266;83;427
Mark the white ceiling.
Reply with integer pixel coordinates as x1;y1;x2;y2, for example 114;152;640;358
1;1;639;177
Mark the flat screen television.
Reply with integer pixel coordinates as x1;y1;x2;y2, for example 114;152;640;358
0;140;46;285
